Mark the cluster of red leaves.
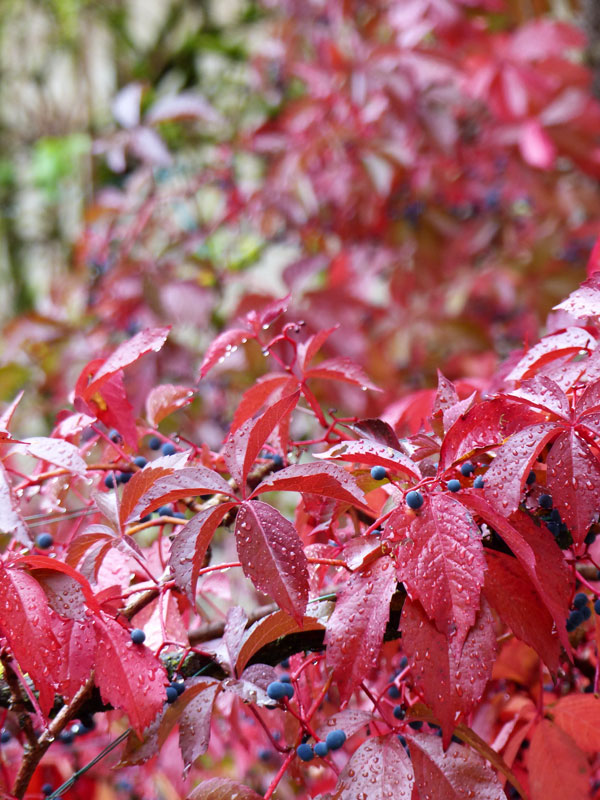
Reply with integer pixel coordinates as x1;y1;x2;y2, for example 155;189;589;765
2;274;600;799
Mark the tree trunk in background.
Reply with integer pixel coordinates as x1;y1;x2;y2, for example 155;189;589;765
583;0;600;99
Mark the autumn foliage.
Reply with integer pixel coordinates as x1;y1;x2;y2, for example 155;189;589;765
3;1;600;799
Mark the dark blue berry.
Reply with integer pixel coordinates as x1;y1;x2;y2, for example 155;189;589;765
266;681;287;701
265;453;284;467
280;673;291;683
314;741;328;757
473;476;485;489
595;598;600;615
149;436;161;450
297;743;314;762
258;748;272;761
280;658;290;668
78;714;95;732
0;730;10;743
162;443;176;456
130;628;146;644
158;505;173;517
460;462;475;477
574;592;588;609
35;533;53;549
117;471;132;484
42;784;53;796
172;512;186;519
325;729;346;751
371;465;387;481
393;705;405;719
585;529;597;545
172;681;185;696
59;730;75;744
408;720;423;730
388;684;401;699
539;494;553;509
397;734;407;747
446;479;461;492
104;474;116;489
108;429;122;442
406;491;424;510
526;470;536;485
134;456;148;468
582;606;592;621
399;656;408;669
165;686;178;704
567;609;584;630
139;514;152;523
282;682;294;699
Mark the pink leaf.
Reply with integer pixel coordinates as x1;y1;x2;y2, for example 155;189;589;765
0;462;31;544
506;327;596;381
146;92;222;124
55;618;96;702
506;376;570;419
224;606;249;673
169;503;236;602
235;501;309;622
555;274;600;318
304;357;381;391
223;391;300;492
251;462;368;510
187;779;263;800
146;384;194;427
528;720;589;800
335;735;414;799
93;613;168;735
297;326;338;372
179;677;221;772
407;732;506;800
519;119;556;168
393;493;486;650
22;436;88;475
316;709;373;741
127;467;237;522
85;327;170;395
231;374;300;432
199;328;254;378
315;439;421;481
325;558;397;703
402;598;496;745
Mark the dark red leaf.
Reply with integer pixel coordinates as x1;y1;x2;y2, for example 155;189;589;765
120;465;175;527
402;598;496;745
55;618;96;702
483;550;560;673
351;418;402;450
316;709;373;742
223;391;300;492
251;461;368;509
393;493;486;650
325;557;396;703
506;376;570;419
179;678;222;771
231;374;300;433
169;503;237;602
297;326;338;372
235;501;309;622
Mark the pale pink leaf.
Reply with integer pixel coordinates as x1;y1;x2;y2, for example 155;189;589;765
336;735;414;799
146;384;194;426
199;328;253;378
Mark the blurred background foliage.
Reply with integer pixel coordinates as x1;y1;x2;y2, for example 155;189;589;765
0;0;598;445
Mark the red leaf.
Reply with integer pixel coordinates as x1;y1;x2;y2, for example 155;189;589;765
297;326;338;372
325;557;396;703
127;467;237;522
223;391;300;492
224;606;248;673
553;695;600;753
18;555;99;611
169;503;236;602
506;376;570;419
235;501;309;622
55;618;96;702
231;374;300;432
482;422;559;516
145;384;194;427
547;428;600;544
407;733;506;800
483;550;560;673
187;779;263;800
506;327;596;381
528;720;589;800
315;439;421;482
351;418;402;450
251;462;368;509
0;563;63;714
401;598;496;745
461;497;573;654
78;370;139;448
84;327;170;394
235;610;325;674
335;735;414;798
120;465;175;526
304;357;381;391
22;437;88;475
554;273;600;318
519;119;556;168
199;328;254;378
393;493;486;650
93;613;168;735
